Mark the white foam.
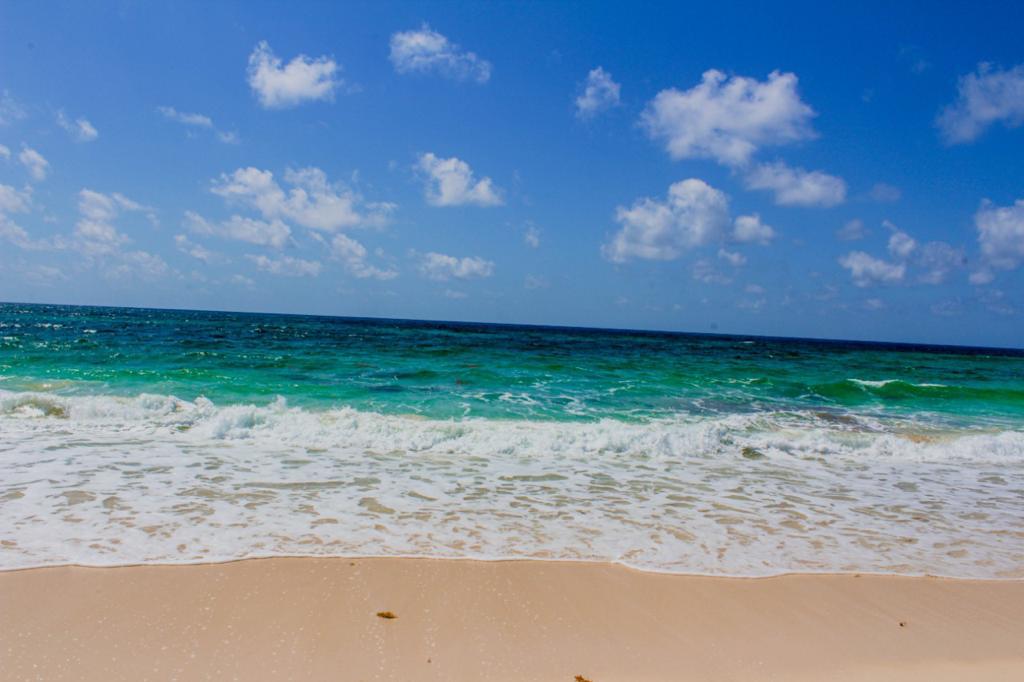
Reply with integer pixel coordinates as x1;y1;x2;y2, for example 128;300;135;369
1;390;1022;577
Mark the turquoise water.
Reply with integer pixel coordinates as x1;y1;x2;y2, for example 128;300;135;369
3;303;1023;423
1;303;1023;576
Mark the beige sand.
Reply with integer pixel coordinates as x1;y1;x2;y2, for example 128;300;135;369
1;557;1023;681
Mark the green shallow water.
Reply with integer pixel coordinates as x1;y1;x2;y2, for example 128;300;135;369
2;303;1024;576
2;302;1023;426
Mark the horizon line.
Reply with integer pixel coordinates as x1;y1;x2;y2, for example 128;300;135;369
2;299;1022;354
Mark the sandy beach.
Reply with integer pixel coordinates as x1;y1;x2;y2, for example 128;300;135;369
2;557;1022;681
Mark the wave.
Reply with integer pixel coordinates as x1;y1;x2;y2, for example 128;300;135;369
2;389;1023;577
803;378;1024;407
1;389;1022;464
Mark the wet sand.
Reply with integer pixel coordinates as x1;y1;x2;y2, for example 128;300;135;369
1;557;1023;681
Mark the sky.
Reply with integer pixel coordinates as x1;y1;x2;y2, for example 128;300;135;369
1;1;1023;347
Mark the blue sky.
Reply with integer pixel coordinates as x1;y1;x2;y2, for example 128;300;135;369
1;1;1023;346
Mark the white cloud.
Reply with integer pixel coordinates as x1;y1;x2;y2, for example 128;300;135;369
246;254;321;277
174;234;219;264
19;145;49;181
443;289;468;299
0;90;26;125
576;67;621;118
0;184;31;214
744;161;846;207
0;184;37;250
210;166;394;231
107;250;170;281
56;111;98;142
838;251;905;287
416;153;503;207
157;106;213;127
869;183;901;203
864;298;886;311
72;189;157;261
691;259;732;285
640;69;816;166
524;224;541;248
524;274;549;289
417;252;494;280
75;189;132;253
717;248;746;266
0;144;9;159
887;230;917;259
247;41;341;109
969;269;995;286
837;219;867;241
916;241;964;285
185;210;291;248
158;106;238;144
731;213;775;244
974;198;1024;274
603;178;729;262
330;234;398;280
937;63;1024;144
389;25;491;84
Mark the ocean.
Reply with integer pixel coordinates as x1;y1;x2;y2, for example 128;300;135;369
1;302;1022;576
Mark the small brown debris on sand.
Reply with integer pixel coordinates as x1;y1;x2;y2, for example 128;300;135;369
899;621;907;627
575;676;593;682
376;611;397;619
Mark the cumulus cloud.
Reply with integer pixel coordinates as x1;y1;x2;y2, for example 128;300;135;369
691;259;732;285
524;224;541;248
576;67;621;118
56;111;98;142
246;254;321;277
106;249;171;281
837;219;867;241
417;252;494;280
389;25;491;83
603;178;729;263
869;183;901;203
0;184;37;249
74;189;151;254
416;153;503;207
3;185;168;279
210;166;394;232
973;198;1024;279
731;213;775;244
330;233;397;280
158;106;239;144
67;189;169;279
916;241;965;285
186;211;291;249
19;145;49;181
717;248;746;266
174;234;219;264
0;144;9;159
247;41;341;109
744;161;846;207
0;183;31;214
157;106;212;128
838;251;905;287
641;69;816;166
937;63;1024;144
839;222;962;287
887;229;917;259
0;90;26;125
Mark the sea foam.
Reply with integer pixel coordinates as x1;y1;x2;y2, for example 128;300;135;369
2;389;1023;577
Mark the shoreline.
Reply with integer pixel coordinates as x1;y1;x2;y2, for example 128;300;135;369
3;553;1024;581
2;556;1022;680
